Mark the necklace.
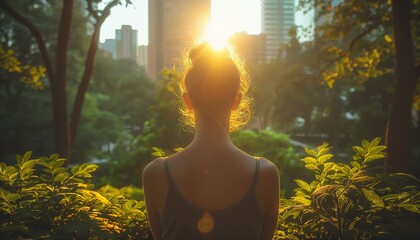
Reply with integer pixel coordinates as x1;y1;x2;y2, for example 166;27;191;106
197;211;214;234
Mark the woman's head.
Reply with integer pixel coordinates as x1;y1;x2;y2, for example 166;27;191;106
179;42;251;132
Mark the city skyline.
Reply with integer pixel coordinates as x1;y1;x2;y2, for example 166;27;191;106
100;0;314;45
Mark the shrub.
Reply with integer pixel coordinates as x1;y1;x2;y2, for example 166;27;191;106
0;152;151;239
232;129;305;195
276;138;420;240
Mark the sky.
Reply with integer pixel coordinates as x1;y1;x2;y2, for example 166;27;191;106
99;0;314;45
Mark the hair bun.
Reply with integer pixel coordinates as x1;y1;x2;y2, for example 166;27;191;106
188;42;230;66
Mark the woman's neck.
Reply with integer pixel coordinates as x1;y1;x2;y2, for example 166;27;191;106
189;113;234;153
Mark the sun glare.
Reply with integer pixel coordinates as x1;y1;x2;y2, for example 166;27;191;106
200;21;234;50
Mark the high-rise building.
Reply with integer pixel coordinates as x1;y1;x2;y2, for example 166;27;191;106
100;39;116;58
148;0;211;79
137;45;148;70
261;0;295;62
116;25;138;61
229;33;266;69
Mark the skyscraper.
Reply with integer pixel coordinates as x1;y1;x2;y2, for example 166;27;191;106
148;0;211;79
261;0;295;62
116;25;138;61
100;39;116;58
229;33;266;69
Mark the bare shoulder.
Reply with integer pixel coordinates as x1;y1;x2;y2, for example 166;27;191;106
142;157;167;184
142;157;170;214
257;157;279;182
255;157;280;218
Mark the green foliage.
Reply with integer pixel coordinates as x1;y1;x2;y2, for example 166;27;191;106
72;57;154;164
101;69;192;186
232;129;304;195
276;138;420;240
0;45;46;90
0;152;150;239
232;130;298;167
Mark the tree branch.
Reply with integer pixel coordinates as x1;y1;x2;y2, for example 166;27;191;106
347;20;382;52
0;0;54;82
318;20;382;75
86;0;99;20
69;0;120;148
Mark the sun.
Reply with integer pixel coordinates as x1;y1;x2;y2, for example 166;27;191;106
199;19;236;50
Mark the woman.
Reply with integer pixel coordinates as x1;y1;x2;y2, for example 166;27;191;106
143;43;279;240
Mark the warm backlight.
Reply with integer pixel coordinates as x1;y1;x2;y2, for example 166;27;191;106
200;21;235;50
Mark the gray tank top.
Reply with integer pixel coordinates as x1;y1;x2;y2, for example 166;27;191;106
161;159;262;240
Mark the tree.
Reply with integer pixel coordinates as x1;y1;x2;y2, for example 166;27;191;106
298;0;419;172
0;0;131;162
387;0;418;172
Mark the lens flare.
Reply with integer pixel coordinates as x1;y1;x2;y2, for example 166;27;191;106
200;21;234;50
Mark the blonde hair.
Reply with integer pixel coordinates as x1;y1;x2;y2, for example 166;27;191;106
178;42;252;132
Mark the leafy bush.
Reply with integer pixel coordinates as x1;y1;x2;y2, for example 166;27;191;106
0;152;151;239
2;139;419;239
276;138;420;240
232;129;305;195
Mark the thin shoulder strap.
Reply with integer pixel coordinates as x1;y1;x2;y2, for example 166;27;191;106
252;158;260;187
164;159;173;185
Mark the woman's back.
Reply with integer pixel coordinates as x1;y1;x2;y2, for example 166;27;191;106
160;147;263;239
166;147;258;211
142;43;279;240
143;145;279;240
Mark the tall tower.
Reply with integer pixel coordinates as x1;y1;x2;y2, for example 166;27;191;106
116;25;138;61
148;0;211;79
261;0;295;62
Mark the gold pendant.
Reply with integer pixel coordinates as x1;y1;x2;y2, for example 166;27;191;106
197;211;214;234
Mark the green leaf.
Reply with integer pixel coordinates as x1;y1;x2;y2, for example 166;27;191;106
353;146;366;156
364;154;385;164
86;164;98;173
362;188;384;207
52;167;67;175
295;179;311;192
304;148;317;157
323;162;335;173
350;161;361;169
55;172;69;182
310;181;318;191
71;166;80;175
317;143;331;156
16;155;23;165
7;193;20;202
51;159;65;168
318;154;333;163
293;196;311;205
0;162;6;172
80;189;111;205
368;145;387;155
301;156;317;165
49;154;59;161
305;164;319;171
361;140;369;149
22;151;32;162
21;159;38;171
151;147;166;157
37;161;50;168
368;137;381;150
398;204;420;214
174;147;184;152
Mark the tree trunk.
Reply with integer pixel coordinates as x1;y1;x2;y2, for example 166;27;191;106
386;0;417;173
52;0;73;160
69;23;101;152
69;0;119;157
